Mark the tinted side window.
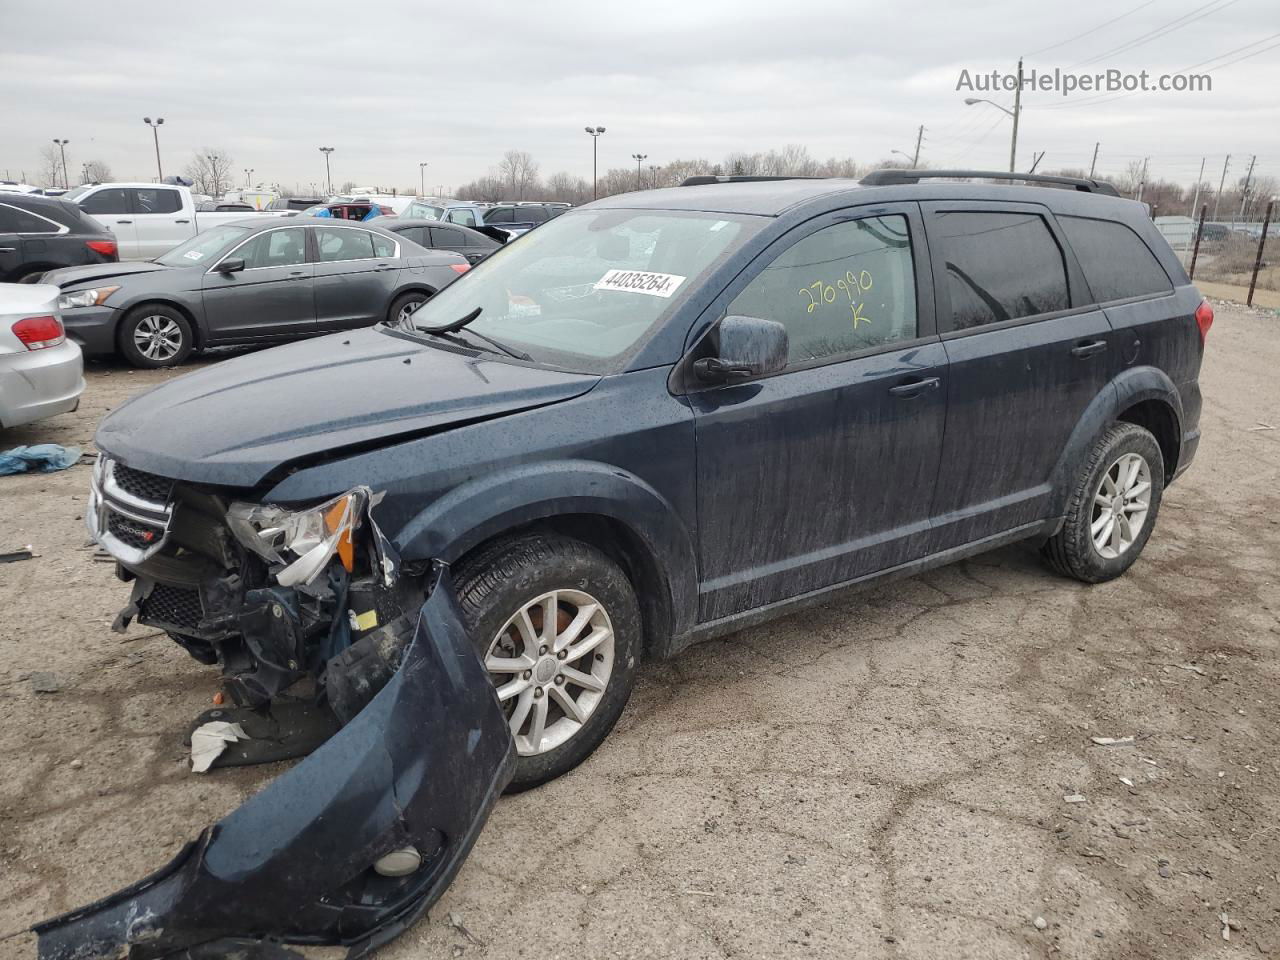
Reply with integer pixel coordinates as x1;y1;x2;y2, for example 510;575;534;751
446;208;477;227
315;227;376;262
524;206;549;223
1060;215;1172;303
728;214;918;365
79;188;131;215
429;227;464;249
132;188;182;215
933;211;1069;330
486;207;513;223
235;228;307;269
371;232;396;257
0;203;60;233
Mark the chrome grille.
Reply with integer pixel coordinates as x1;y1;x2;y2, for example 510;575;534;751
87;456;175;564
111;463;174;504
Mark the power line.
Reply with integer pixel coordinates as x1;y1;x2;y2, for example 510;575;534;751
1180;30;1280;71
1024;0;1155;58
1070;0;1241;67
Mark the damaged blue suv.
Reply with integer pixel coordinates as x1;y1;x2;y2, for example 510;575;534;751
46;170;1208;958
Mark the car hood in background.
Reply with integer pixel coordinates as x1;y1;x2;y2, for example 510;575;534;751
96;328;600;487
43;260;172;288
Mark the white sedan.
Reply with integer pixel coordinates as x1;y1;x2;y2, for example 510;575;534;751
0;283;84;428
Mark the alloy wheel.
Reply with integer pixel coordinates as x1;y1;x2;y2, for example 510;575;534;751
133;315;184;362
483;589;615;756
1090;452;1152;559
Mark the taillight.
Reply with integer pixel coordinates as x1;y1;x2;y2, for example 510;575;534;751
12;314;66;350
1195;299;1214;344
449;263;470;274
85;239;117;257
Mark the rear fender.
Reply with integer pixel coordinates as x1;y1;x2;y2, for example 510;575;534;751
34;564;514;960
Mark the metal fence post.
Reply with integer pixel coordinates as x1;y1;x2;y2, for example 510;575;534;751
1189;203;1207;281
1247;199;1273;308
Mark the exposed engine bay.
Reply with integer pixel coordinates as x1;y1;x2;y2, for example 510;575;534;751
87;454;421;726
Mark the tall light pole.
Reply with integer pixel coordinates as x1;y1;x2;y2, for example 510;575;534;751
319;147;335;195
52;139;70;189
963;59;1022;172
143;118;164;181
585;126;606;199
243;167;254;187
419;161;428;197
631;153;648;190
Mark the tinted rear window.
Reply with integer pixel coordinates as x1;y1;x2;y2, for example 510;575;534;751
932;211;1069;330
1060;215;1172;303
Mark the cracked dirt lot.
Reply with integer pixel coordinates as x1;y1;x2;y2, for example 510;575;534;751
2;301;1278;959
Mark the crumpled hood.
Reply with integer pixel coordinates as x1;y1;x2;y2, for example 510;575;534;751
96;328;599;487
43;260;171;288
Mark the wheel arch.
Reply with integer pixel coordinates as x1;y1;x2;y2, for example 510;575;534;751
394;460;698;660
118;298;206;351
387;284;438;322
1048;366;1184;517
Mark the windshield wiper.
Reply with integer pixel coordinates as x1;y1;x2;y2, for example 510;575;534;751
418;306;482;334
417;327;532;362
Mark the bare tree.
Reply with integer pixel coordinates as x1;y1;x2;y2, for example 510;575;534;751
498;150;540;200
38;144;65;188
184;148;236;198
544;171;590;205
83;159;113;183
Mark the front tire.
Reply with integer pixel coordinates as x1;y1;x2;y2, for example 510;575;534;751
388;291;428;326
118;305;194;368
1041;422;1164;583
454;533;640;792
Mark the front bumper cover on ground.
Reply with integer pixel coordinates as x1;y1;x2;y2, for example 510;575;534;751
34;565;515;959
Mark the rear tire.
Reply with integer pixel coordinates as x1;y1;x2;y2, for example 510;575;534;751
388;291;428;326
118;305;194;369
1041;422;1164;583
453;533;640;792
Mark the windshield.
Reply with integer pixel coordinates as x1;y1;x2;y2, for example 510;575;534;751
405;201;444;221
406;208;759;373
155;224;250;266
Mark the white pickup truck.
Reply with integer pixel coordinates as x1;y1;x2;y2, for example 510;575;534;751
63;183;292;260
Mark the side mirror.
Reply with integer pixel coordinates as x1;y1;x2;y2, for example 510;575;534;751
694;315;789;383
217;258;245;274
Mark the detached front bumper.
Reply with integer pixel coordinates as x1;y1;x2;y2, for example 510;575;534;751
35;565;516;960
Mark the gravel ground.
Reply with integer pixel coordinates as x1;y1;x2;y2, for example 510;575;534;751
2;302;1278;959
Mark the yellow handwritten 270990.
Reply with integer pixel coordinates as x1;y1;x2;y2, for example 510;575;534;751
798;270;874;329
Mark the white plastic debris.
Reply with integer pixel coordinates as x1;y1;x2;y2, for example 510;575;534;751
1090;736;1135;747
1119;776;1135;787
1063;794;1087;804
1219;912;1230;941
190;721;250;773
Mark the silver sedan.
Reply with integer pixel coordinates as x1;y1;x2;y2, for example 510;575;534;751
0;283;84;429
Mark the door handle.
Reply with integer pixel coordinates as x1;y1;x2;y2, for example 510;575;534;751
0;247;15;252
1071;339;1107;358
175;219;190;224
289;271;307;279
115;219;133;224
888;376;941;398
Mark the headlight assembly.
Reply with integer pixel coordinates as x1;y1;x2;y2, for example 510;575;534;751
58;286;119;310
228;489;367;587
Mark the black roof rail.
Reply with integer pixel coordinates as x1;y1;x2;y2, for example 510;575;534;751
679;175;823;187
859;168;1120;197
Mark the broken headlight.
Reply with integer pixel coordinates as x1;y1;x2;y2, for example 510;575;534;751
227;489;367;587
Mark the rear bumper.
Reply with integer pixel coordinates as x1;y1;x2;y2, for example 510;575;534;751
34;564;516;960
0;338;84;428
61;305;120;354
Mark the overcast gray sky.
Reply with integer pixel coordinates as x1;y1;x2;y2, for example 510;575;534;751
3;0;1278;193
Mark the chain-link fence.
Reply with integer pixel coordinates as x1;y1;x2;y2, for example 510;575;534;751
1157;203;1277;308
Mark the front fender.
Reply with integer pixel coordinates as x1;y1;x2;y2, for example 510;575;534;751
1046;366;1184;517
395;459;699;640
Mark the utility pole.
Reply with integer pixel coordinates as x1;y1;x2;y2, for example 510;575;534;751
1188;157;1206;219
585;126;606;200
1213;155;1231;222
912;125;924;167
419;161;428;197
1237;153;1257;221
1089;142;1100;178
143;118;164;181
1135;157;1149;202
319;147;334;195
1029;151;1046;173
631;153;648;190
1009;57;1023;173
52;139;70;189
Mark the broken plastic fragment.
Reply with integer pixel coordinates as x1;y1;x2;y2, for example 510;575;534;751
1089;736;1135;747
190;721;250;773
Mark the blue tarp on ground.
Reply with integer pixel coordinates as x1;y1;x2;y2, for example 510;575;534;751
0;444;83;476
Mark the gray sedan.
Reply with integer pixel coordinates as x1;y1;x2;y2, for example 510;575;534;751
0;283;83;428
43;217;470;368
